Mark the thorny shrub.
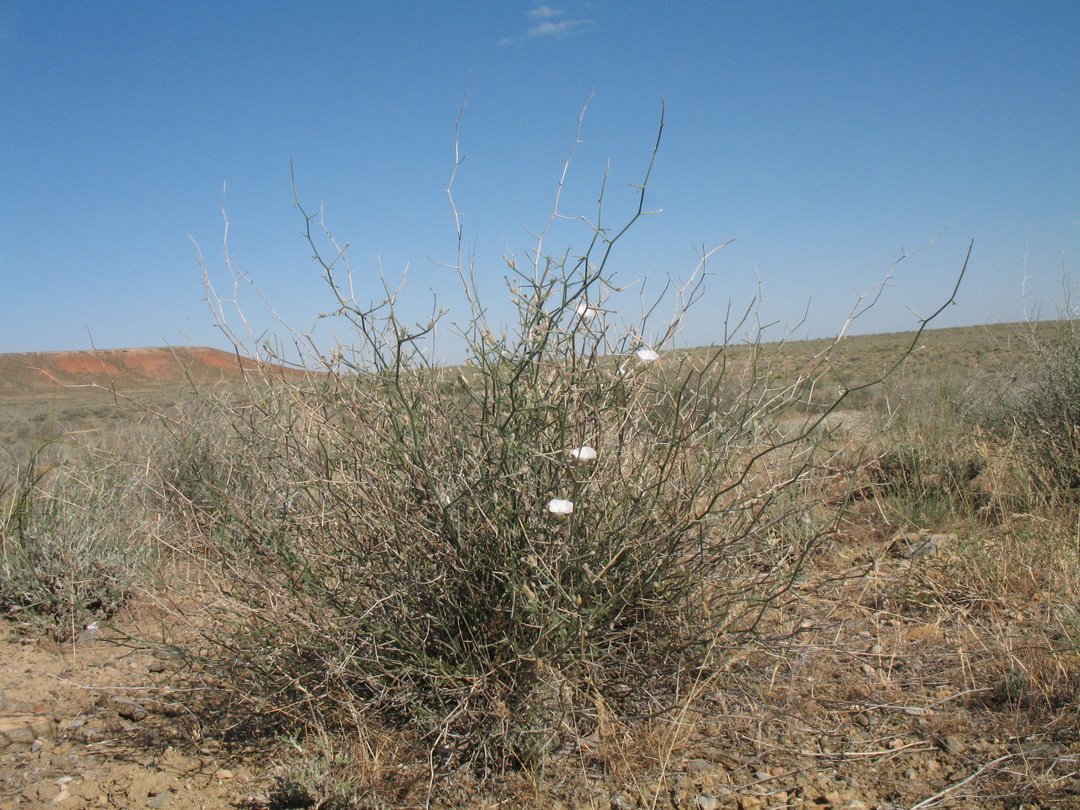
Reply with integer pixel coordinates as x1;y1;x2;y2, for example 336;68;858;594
173;108;965;769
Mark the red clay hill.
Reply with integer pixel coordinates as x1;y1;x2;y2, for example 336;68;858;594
0;346;298;399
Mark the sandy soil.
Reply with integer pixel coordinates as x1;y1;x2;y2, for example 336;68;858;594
0;616;270;809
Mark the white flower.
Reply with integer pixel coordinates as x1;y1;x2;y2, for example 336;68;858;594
546;498;574;516
568;445;597;464
635;347;660;363
575;300;597;320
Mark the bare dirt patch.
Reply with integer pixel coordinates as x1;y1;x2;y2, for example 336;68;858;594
0;614;272;809
0;347;292;400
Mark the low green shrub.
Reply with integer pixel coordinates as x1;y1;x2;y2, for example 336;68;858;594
998;319;1080;498
0;438;159;637
178;112;962;770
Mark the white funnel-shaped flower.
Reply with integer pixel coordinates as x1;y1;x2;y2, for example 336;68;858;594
546;498;574;516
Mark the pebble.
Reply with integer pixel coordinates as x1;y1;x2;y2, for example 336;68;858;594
0;714;56;753
686;758;718;774
76;625;102;644
1012;740;1065;758
696;746;742;768
696;796;720;810
109;697;147;722
939;735;963;756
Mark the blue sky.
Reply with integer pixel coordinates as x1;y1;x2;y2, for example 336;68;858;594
2;2;1077;359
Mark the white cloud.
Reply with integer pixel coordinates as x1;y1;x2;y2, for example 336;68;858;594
526;18;591;38
528;4;561;20
503;3;592;44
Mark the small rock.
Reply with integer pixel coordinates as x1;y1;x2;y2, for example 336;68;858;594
907;624;943;642
738;796;762;810
696;746;742;768
686;759;717;774
110;698;147;722
213;768;233;780
938;735;963;756
929;532;958;546
147;792;172;808
0;714;56;753
845;801;870;810
1013;740;1066;758
909;538;937;557
696;796;720;810
51;754;79;772
891;530;930;557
